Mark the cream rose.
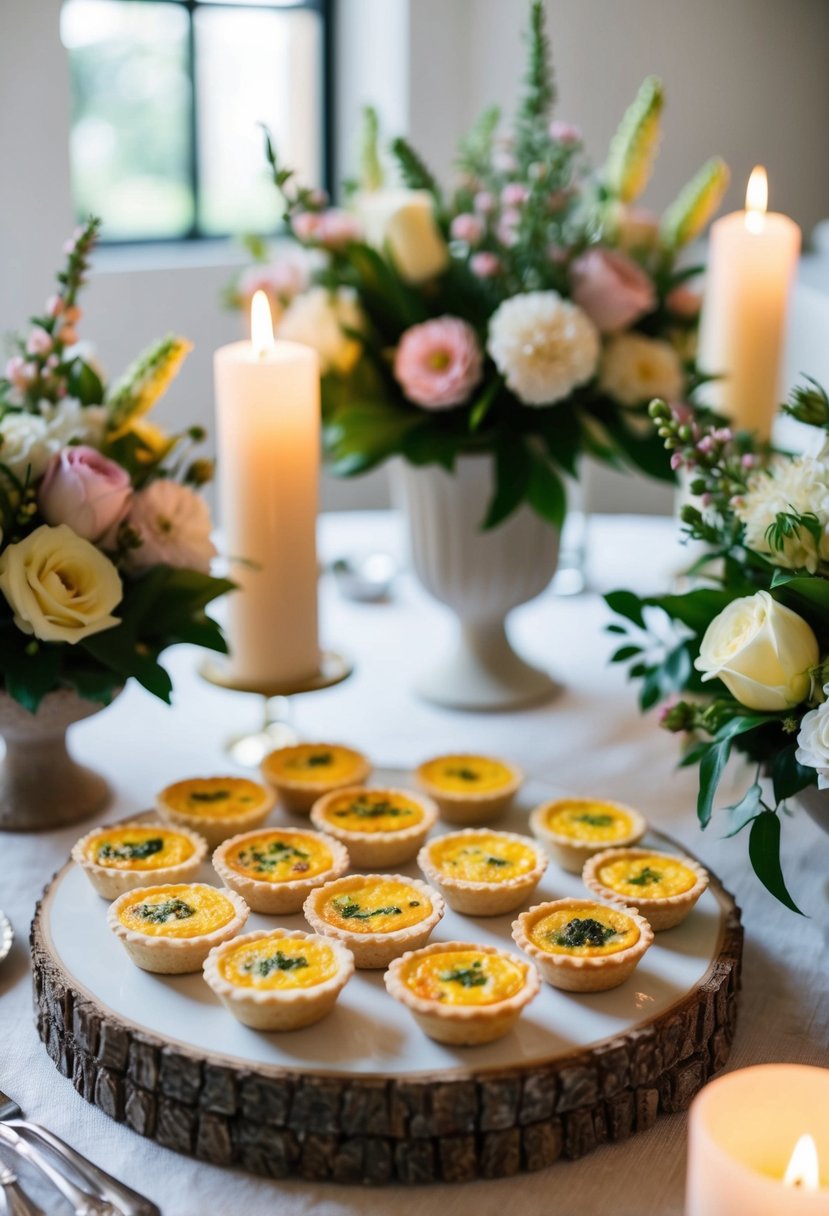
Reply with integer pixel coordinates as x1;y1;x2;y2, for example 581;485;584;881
0;523;122;643
694;590;819;711
355;188;449;284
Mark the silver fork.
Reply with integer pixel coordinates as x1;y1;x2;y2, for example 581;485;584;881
0;1164;45;1216
0;1090;159;1216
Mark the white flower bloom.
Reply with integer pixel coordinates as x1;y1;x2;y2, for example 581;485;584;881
125;478;216;574
0;398;108;485
795;686;829;789
277;287;364;376
598;333;684;406
737;455;829;572
487;291;600;406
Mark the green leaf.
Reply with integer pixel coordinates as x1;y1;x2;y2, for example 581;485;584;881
60;661;122;705
390;137;440;198
604;589;646;628
482;438;531;530
469;379;501;432
0;640;61;714
80;631;173;702
723;781;764;837
324;397;420;476
526;452;566;528
66;359;104;407
537;406;581;477
748;812;804;914
611;645;642;663
653;588;735;634
772;743;816;803
697;736;732;828
400;425;458;471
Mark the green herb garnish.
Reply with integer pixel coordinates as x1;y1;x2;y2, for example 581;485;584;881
553;917;617;949
305;752;333;767
133;898;195;924
627;866;663;887
238;839;310;873
332;797;411;820
332;896;402;921
439;961;487;988
243;951;309;978
573;812;614;828
444;767;480;782
486;856;509;867
99;838;164;862
189;790;230;803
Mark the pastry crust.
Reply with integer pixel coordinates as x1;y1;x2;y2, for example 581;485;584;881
582;847;709;931
415;755;523;826
156;777;275;848
72;821;207;900
384;940;540;1045
529;797;647;873
512;897;653;992
416;828;547;916
108;883;249;974
303;873;444;970
310;787;438;868
203;928;354;1031
212;827;350;914
260;743;372;813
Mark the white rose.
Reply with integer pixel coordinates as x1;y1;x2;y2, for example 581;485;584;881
0;411;51;481
694;590;819;711
0;523;122;643
599;333;684;406
277;287;364;376
795;688;829;788
355;188;449;284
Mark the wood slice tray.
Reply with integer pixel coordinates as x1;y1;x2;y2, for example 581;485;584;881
31;773;742;1185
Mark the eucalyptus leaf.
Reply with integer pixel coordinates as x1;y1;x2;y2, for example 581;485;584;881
723;781;763;838
748;812;804;914
697;735;732;828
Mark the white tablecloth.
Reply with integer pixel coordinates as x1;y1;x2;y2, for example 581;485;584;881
1;512;827;1216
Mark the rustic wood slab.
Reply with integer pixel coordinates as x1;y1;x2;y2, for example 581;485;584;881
30;836;742;1184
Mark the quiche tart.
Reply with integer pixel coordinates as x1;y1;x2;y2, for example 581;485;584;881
384;941;540;1046
415;754;522;825
108;882;249;974
303;873;444;969
212;827;349;914
417;828;547;916
583;847;709;931
512;897;653;992
156;777;275;848
72;821;207;900
529;796;647;873
260;743;371;813
309;787;437;868
203;929;354;1030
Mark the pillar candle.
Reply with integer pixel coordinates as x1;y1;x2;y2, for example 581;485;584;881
214;291;321;688
686;1065;829;1215
697;167;801;439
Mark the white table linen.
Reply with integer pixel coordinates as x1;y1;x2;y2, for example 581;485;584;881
0;512;826;1216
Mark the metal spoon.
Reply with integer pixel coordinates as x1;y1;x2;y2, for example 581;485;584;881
330;553;398;603
0;1164;46;1216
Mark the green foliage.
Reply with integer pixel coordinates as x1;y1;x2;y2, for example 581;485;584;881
390;138;440;199
456;105;501;178
604;76;664;203
749;812;804;914
514;0;556;164
106;335;192;431
660;158;730;249
783;376;829;428
360;106;384;192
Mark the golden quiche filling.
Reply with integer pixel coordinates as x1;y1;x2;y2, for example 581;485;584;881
85;826;196;871
223;831;333;883
267;744;364;784
402;949;526;1006
318;790;424;834
529;903;640;957
596;854;697;899
420;755;514;794
116;884;237;938
542;800;635;843
218;936;338;991
163;777;267;819
429;834;538;883
321;879;432;934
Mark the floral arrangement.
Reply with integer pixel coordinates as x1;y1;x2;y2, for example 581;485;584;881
228;1;729;528
0;218;231;712
606;384;829;911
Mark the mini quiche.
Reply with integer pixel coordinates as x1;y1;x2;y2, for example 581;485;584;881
72;821;207;900
417;828;547;916
203;929;354;1031
512;897;653;992
260;743;371;813
303;873;444;970
213;827;349;915
583;847;709;931
310;787;437;868
384;941;540;1046
415;754;522;825
108;882;249;974
156;777;275;848
529;797;646;873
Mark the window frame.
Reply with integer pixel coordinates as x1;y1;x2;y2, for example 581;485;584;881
67;0;334;246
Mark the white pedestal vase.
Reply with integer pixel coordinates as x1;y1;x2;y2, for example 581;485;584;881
394;455;561;711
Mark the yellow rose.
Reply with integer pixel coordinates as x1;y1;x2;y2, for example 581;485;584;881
0;524;122;644
694;591;819;711
356;188;449;284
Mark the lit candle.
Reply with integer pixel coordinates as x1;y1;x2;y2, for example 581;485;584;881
697;166;801;439
686;1065;829;1215
214;290;321;689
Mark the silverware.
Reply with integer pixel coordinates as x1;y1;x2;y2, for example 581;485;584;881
0;1090;159;1216
0;1164;45;1216
331;552;398;602
0;913;12;966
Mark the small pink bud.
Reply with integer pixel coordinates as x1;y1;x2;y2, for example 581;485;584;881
670;451;684;471
470;251;502;278
45;295;64;318
741;453;757;469
57;325;78;346
450;213;485;245
26;326;53;356
549;120;582;146
473;191;495;215
501;183;528;208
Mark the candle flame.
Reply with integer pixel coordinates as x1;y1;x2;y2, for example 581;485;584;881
783;1134;820;1191
745;165;768;234
251;289;274;357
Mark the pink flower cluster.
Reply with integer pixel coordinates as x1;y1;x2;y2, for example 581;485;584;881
291;208;362;251
393;316;483;410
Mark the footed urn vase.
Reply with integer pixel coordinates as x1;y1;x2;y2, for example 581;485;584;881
395;455;561;711
0;689;114;831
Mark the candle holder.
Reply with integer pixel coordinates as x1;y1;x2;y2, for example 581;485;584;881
200;650;353;767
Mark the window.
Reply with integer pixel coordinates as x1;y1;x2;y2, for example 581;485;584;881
61;0;330;242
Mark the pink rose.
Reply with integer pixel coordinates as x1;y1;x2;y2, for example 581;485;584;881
39;446;133;541
125;479;216;573
394;316;483;410
450;213;485;245
316;208;362;250
570;247;656;334
291;211;323;242
666;284;702;318
470;251;502;278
